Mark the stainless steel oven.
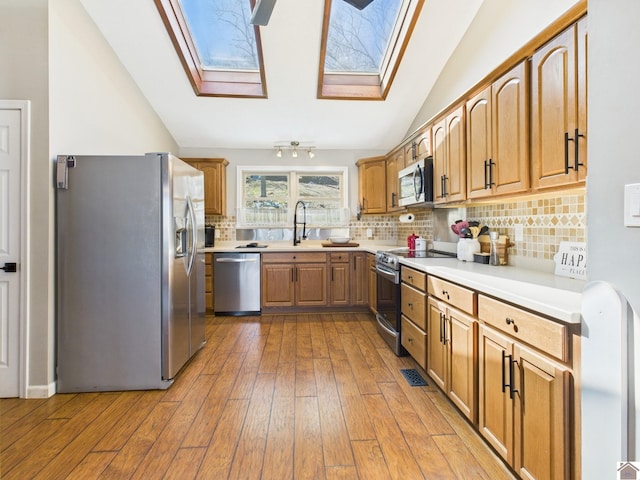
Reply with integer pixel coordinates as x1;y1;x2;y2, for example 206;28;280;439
374;248;457;356
375;259;406;356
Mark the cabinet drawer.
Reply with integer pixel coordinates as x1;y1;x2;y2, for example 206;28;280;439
330;252;350;263
478;295;568;362
262;252;327;263
428;276;476;315
401;283;426;330
401;315;427;370
401;267;427;291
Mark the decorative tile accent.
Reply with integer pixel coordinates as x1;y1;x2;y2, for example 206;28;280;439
465;193;586;261
207;192;586;263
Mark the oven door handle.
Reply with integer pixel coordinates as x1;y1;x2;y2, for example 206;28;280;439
376;314;398;337
375;264;399;282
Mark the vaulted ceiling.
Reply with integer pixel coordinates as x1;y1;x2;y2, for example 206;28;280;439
79;0;484;151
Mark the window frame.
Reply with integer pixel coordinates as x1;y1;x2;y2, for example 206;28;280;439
154;0;268;98
317;0;424;100
236;165;349;227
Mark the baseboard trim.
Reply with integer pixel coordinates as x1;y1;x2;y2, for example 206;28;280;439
27;381;56;398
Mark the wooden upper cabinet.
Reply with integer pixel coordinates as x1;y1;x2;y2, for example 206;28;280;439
405;127;431;167
531;17;587;190
433;104;466;204
183;158;229;216
386;149;404;213
467;61;530;200
356;156;387;214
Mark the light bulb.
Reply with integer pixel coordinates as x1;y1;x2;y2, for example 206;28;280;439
292;148;298;158
276;148;282;158
307;149;314;158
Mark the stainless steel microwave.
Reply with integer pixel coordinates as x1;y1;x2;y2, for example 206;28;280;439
398;156;434;207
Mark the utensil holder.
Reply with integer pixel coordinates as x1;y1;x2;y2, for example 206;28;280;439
457;238;480;262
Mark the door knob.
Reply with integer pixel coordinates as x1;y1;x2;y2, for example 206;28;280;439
1;263;17;273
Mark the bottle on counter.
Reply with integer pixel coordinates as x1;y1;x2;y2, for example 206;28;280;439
407;233;417;250
489;231;500;266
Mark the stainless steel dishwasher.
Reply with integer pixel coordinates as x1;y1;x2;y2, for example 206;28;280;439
213;252;261;316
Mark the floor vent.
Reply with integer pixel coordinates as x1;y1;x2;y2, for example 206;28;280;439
400;369;428;387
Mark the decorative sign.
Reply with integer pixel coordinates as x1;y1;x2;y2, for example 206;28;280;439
553;241;587;280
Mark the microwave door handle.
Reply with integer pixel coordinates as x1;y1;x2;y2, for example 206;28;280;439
413;164;424;201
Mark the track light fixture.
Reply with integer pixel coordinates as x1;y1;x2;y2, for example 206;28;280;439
273;141;316;159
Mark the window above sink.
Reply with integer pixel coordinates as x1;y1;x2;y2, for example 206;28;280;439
236;165;349;227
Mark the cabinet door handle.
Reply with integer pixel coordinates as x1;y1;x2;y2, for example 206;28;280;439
509;356;519;399
484;160;490;189
439;312;445;343
564;131;571;174
443;315;448;344
574;128;585;171
391;191;396;208
488;159;495;187
501;350;508;394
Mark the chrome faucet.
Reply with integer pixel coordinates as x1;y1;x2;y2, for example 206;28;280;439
293;200;307;246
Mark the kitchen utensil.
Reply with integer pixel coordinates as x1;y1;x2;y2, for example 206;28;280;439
468;221;480;227
469;226;480;238
451;224;461;235
459;227;472;238
479;225;489;236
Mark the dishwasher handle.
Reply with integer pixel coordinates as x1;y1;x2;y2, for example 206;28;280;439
215;257;259;263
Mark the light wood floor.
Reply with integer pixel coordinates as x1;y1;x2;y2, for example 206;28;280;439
0;312;516;480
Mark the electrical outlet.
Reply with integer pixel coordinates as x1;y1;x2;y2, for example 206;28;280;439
515;224;524;242
214;229;221;239
366;228;373;238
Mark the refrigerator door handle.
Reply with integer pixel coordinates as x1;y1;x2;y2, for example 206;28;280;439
185;195;197;276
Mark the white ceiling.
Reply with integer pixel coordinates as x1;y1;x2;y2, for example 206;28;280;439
79;0;484;151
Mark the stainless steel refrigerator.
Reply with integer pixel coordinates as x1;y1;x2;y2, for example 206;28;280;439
55;153;206;392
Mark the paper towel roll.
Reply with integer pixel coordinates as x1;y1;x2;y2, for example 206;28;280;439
399;213;415;223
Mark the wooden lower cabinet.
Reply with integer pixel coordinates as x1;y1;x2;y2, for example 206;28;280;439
400;267;428;369
262;252;327;308
329;253;350;306
479;324;570;480
351;252;368;306
427;296;477;423
401;316;426;369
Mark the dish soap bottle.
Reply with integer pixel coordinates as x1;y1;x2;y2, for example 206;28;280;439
489;231;500;266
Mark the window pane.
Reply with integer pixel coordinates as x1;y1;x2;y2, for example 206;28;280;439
324;0;403;73
180;0;259;70
298;175;341;198
244;174;288;206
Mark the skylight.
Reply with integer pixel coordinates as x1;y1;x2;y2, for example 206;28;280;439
180;0;259;70
318;0;423;100
156;0;422;100
155;0;267;97
324;0;402;74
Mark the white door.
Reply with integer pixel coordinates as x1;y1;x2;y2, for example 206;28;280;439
0;106;22;397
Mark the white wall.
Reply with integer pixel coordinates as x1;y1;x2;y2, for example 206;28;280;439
1;0;179;395
583;1;640;477
0;0;52;392
408;0;580;133
179;147;386;217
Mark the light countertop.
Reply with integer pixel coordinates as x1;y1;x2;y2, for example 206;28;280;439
203;241;584;324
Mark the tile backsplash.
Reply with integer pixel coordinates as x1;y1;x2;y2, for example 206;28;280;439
207;191;586;265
